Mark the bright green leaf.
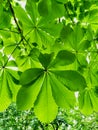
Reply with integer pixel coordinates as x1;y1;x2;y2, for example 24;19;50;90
50;73;76;108
17;75;44;110
34;74;58;123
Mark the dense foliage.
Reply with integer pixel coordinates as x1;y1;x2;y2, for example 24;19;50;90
1;0;98;123
0;103;98;130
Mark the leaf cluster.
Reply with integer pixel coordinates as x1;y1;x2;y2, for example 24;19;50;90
0;0;98;123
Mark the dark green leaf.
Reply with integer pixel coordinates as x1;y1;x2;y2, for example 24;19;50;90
38;0;51;16
38;52;54;69
51;50;75;67
20;68;43;86
51;70;87;91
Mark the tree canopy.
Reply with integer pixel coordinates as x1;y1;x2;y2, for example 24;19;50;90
0;0;98;123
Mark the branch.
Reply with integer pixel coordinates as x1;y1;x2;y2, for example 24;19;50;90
4;0;31;67
8;0;22;34
8;0;31;47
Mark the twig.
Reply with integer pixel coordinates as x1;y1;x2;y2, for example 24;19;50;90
8;0;22;34
4;0;29;67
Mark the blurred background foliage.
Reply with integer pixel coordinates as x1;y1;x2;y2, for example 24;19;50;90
0;103;98;130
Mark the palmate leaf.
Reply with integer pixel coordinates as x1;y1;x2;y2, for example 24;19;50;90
60;25;90;70
18;68;76;122
17;50;87;122
14;1;62;48
0;68;20;111
0;54;20;110
60;25;91;51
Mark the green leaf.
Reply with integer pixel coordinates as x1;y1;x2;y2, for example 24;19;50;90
60;25;73;50
20;68;43;85
50;73;76;108
7;72;20;102
60;25;90;51
38;20;63;38
4;38;20;58
79;40;91;51
51;50;75;67
0;5;11;28
79;88;98;115
26;0;39;24
51;70;87;91
38;0;51;16
83;9;98;31
13;4;33;26
89;89;98;112
79;90;93;115
17;75;44;110
51;0;65;18
16;55;41;71
0;71;12;111
34;74;58;123
38;52;54;69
